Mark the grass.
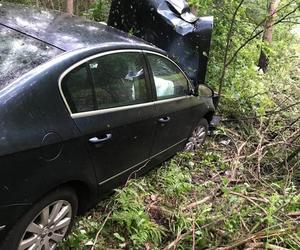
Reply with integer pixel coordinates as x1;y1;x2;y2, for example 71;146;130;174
60;124;300;250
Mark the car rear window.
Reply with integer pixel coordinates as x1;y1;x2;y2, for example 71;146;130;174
0;25;62;90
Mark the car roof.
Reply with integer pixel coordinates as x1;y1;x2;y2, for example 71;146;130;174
0;2;156;52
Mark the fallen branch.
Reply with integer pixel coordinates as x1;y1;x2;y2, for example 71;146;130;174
245;242;290;250
181;196;212;212
266;244;291;250
213;226;298;250
91;210;113;250
229;191;268;215
288;211;300;217
163;218;225;250
148;204;173;218
163;230;191;250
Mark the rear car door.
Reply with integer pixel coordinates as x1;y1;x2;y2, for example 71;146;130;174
60;50;156;193
145;52;204;163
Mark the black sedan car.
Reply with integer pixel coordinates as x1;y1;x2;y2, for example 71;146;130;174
0;3;216;249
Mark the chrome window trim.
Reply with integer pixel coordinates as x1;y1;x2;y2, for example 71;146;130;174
71;96;192;119
58;49;194;118
98;138;187;186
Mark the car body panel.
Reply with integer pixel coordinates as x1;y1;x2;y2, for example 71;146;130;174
74;104;157;192
0;204;31;242
151;97;203;156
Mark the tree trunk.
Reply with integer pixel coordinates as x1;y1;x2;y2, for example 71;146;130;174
49;0;54;10
66;0;74;15
258;0;280;73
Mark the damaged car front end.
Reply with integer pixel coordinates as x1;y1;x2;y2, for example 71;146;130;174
108;0;219;108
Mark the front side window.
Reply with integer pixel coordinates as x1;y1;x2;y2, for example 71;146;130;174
89;52;148;110
61;52;149;114
147;54;189;100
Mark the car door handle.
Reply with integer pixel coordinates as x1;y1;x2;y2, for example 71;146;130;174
158;117;171;123
89;134;112;144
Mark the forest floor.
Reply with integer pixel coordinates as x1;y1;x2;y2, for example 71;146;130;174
61;120;300;250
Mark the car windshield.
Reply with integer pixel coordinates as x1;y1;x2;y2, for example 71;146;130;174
0;25;62;90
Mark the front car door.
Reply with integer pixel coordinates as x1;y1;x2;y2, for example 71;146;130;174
145;52;207;164
60;50;156;194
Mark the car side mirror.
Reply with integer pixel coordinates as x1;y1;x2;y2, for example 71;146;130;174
197;84;214;97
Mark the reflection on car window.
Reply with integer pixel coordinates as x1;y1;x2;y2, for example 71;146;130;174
61;52;149;114
88;53;148;109
148;54;188;100
62;64;95;113
0;26;62;90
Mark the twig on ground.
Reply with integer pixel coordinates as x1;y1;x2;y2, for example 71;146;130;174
229;191;268;215
147;204;173;218
163;231;191;250
91;210;113;250
192;218;196;250
288;211;300;217
181;196;212;212
213;226;298;250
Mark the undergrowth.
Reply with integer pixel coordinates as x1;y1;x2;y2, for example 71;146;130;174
61;132;300;249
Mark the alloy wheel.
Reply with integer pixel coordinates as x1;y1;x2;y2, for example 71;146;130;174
18;200;72;250
185;125;207;151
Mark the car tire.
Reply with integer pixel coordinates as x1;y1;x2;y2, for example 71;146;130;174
185;118;209;151
1;187;78;250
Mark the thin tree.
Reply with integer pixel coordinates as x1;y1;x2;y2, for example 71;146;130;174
218;0;297;97
258;0;281;73
66;0;74;15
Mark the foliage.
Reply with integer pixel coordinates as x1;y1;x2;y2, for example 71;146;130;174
190;0;299;117
88;0;111;22
0;0;112;19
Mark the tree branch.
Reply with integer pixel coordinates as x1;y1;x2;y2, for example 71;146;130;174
226;5;299;68
218;0;246;95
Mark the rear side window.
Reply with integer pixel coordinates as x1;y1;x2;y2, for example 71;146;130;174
61;64;95;113
0;26;62;90
147;54;189;100
89;53;148;110
61;52;150;114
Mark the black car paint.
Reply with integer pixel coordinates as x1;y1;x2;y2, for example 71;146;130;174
0;3;215;244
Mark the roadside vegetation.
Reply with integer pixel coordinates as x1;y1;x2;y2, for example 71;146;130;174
3;0;299;249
